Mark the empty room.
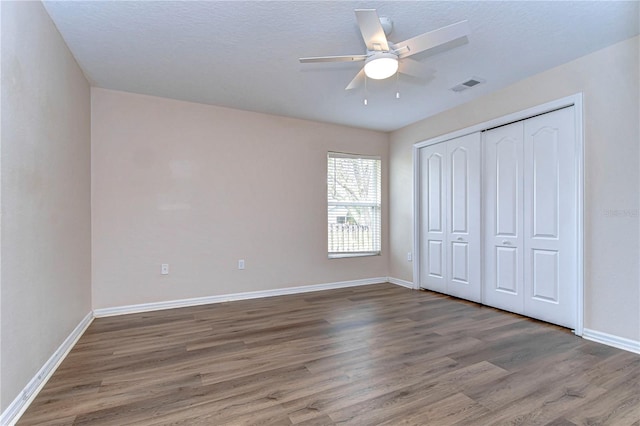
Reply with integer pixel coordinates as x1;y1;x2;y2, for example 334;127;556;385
1;1;639;425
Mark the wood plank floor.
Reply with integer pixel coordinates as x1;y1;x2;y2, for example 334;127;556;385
18;283;640;425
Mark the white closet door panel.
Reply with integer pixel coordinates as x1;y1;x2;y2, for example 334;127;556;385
531;134;559;238
446;133;481;302
450;147;469;233
420;145;447;293
451;242;469;282
483;123;524;314
523;107;576;328
531;249;559;301
496;246;519;293
428;240;444;277
428;153;444;232
496;139;520;237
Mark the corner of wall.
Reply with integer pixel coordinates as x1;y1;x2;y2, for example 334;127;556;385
0;0;4;412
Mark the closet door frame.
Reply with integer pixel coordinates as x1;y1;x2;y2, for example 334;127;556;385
413;93;584;335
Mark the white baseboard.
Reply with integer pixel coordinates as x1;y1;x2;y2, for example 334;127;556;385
582;328;640;354
94;277;389;317
1;312;94;426
387;276;415;289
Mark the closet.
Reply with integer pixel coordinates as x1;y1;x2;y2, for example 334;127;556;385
417;104;580;329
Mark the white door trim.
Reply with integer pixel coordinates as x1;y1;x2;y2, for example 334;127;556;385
413;93;584;335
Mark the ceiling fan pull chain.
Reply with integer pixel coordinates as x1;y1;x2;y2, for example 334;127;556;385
364;75;368;106
396;72;400;99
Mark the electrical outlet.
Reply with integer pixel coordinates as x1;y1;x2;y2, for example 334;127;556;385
407;252;412;262
161;263;169;275
238;259;245;270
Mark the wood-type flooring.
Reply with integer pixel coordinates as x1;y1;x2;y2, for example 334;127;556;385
18;283;640;425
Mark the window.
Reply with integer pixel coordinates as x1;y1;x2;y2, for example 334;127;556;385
327;152;381;258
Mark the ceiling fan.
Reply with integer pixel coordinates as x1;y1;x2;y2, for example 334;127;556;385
299;9;470;90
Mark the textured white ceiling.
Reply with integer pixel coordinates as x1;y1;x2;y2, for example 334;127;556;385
43;1;639;132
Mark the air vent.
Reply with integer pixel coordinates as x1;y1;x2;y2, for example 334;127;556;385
451;77;485;93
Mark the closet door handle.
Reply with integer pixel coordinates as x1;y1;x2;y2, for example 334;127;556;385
456;237;464;241
502;240;511;245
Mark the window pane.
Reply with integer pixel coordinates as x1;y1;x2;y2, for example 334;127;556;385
328;153;381;257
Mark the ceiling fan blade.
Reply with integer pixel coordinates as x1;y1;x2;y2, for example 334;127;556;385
299;55;367;63
355;9;389;51
345;68;365;91
396;20;470;58
398;58;428;79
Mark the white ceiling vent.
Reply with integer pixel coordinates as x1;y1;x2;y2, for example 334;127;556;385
451;77;485;92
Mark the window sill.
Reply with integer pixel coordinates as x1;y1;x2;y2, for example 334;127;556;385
329;252;381;259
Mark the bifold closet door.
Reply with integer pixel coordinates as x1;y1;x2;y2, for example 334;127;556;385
420;133;481;302
420;143;447;294
483;106;577;328
522;107;577;328
446;133;481;302
483;122;525;315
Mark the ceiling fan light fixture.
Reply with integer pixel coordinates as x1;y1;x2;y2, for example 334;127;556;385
364;53;398;80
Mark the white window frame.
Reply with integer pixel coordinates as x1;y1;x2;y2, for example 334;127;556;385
327;152;381;259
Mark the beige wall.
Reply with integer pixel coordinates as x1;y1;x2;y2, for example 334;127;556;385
91;88;389;309
390;36;640;341
0;1;92;411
